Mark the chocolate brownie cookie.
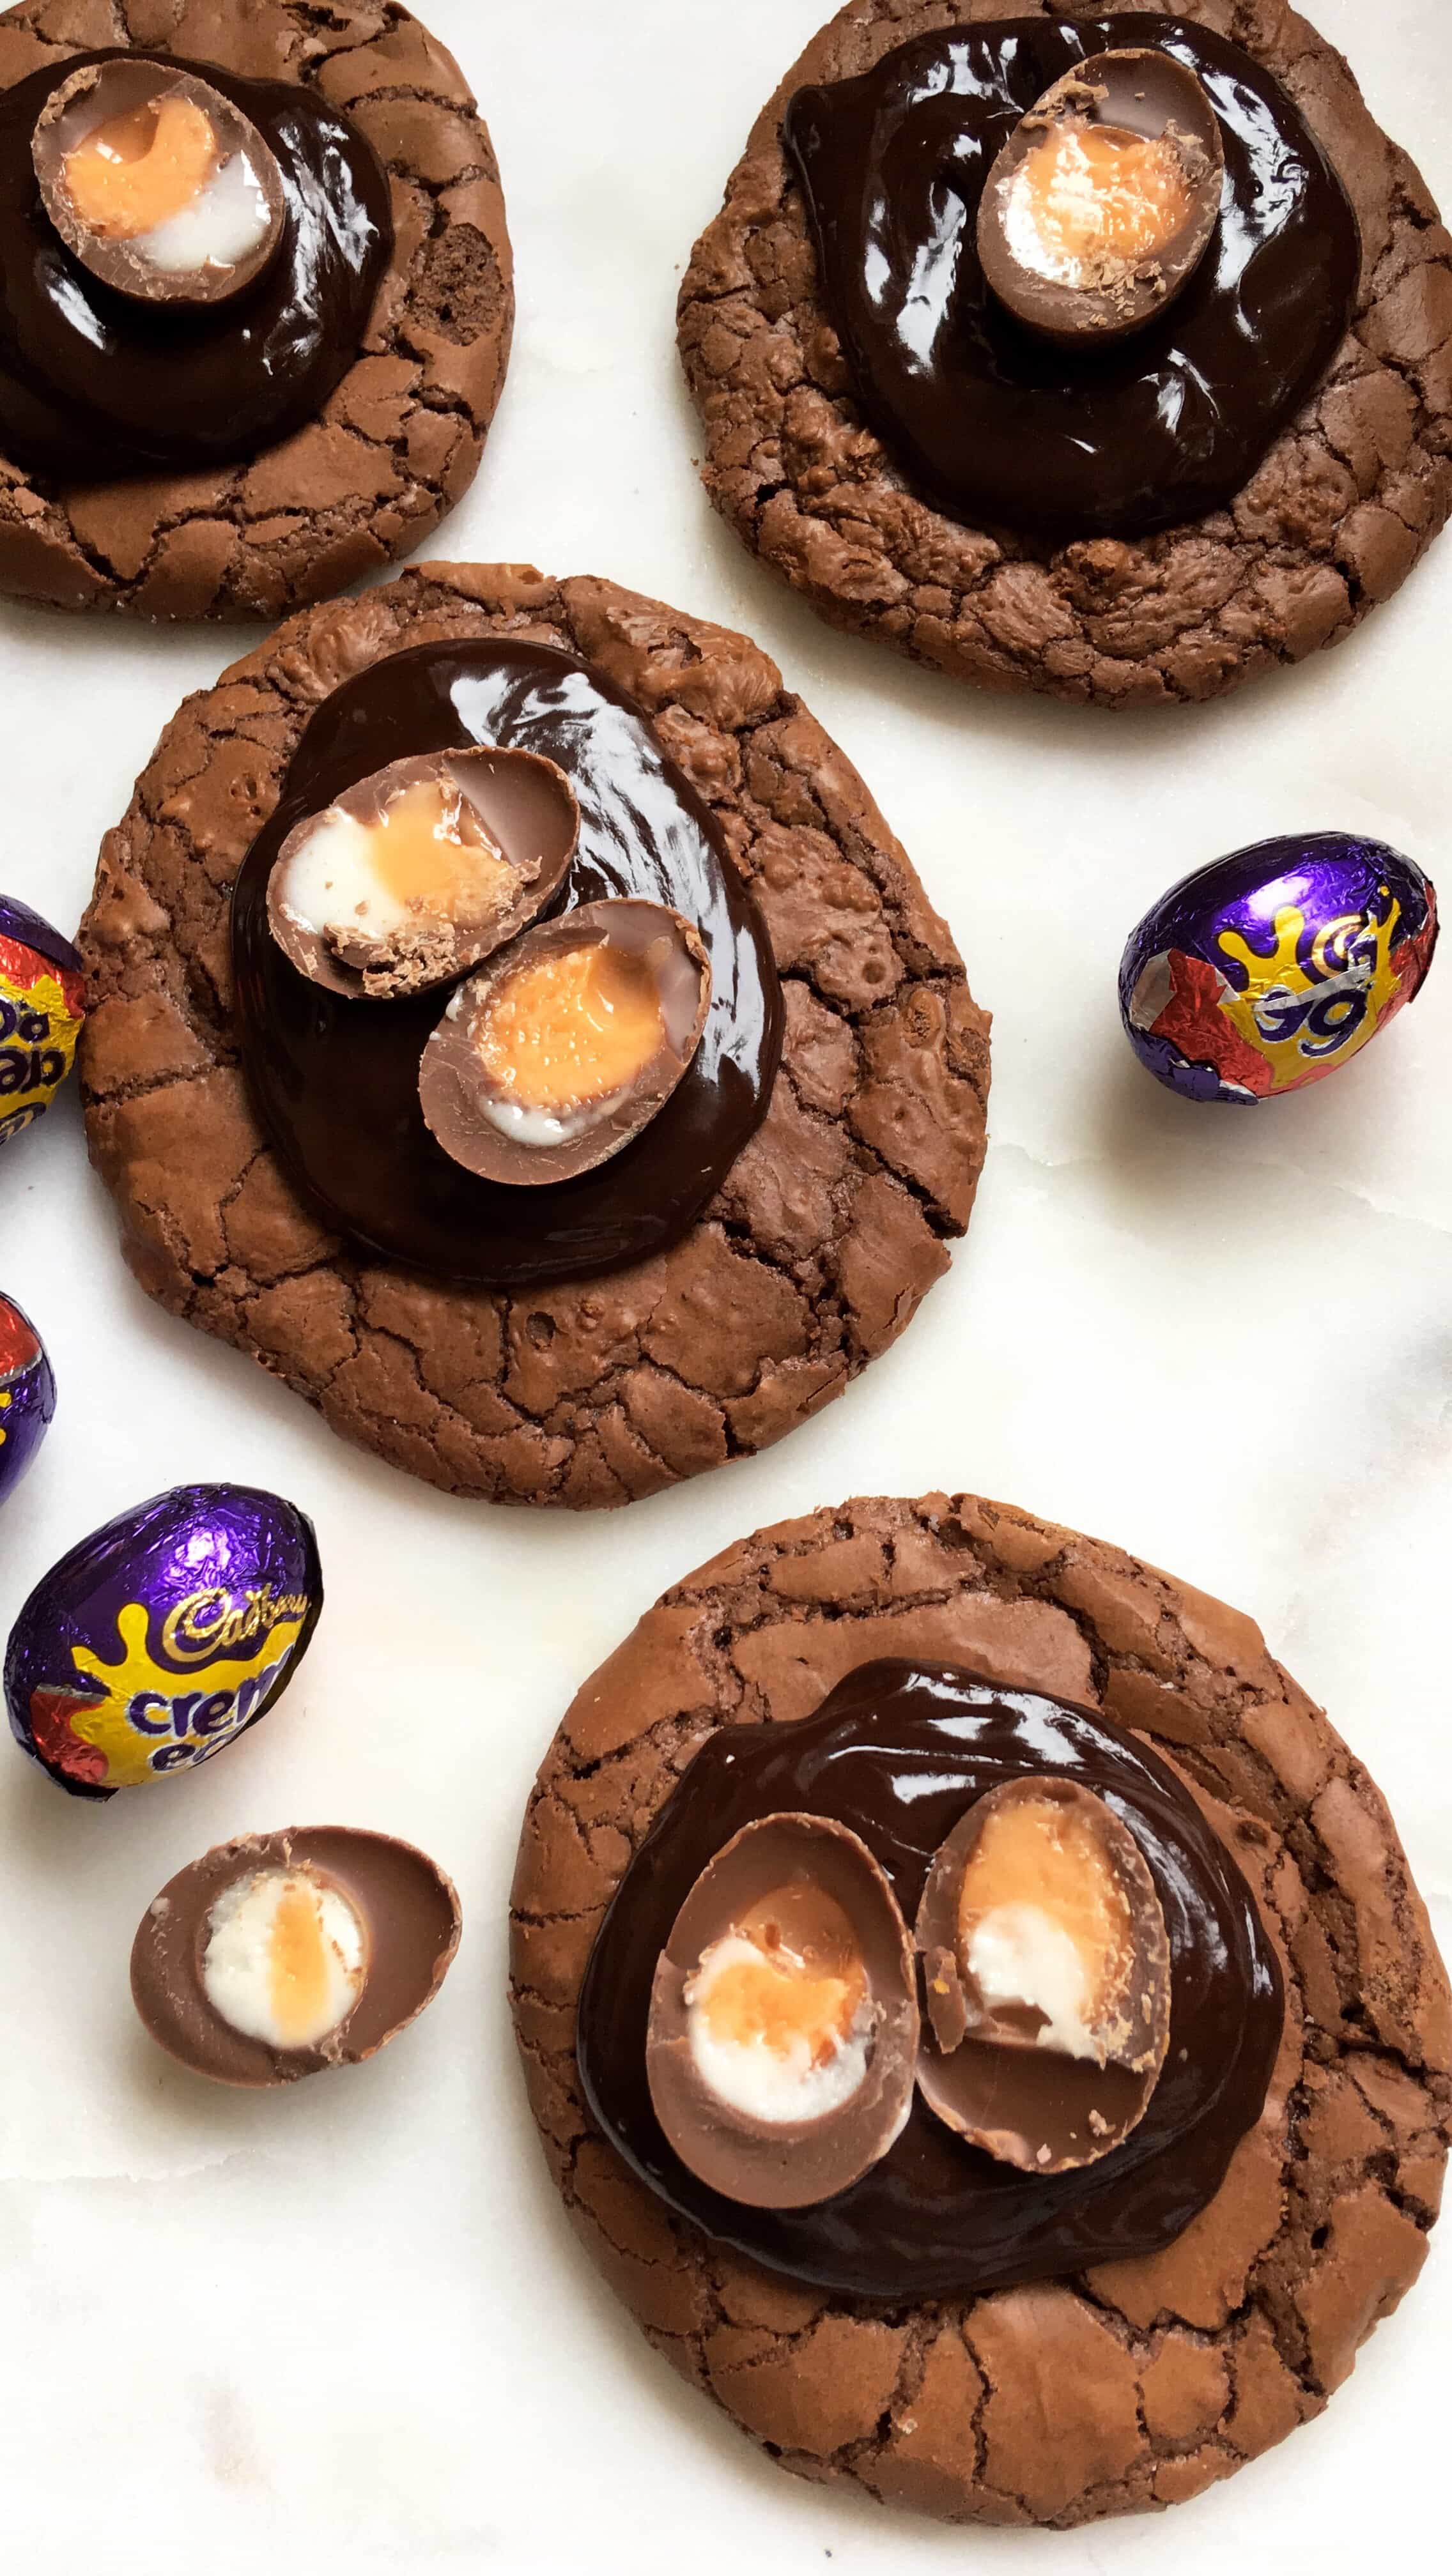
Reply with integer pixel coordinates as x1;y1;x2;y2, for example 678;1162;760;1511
679;1;1452;710
510;1492;1451;2524
79;565;989;1507
0;1;511;621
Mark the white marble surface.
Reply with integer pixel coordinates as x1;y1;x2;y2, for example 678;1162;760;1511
1;3;1449;2568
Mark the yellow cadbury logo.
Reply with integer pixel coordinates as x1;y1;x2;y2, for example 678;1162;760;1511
66;1599;305;1788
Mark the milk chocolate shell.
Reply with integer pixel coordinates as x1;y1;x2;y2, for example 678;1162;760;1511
418;899;711;1188
32;57;286;308
132;1827;461;2087
267;747;580;1000
645;1813;919;2209
976;50;1224;347
913;1777;1172;2171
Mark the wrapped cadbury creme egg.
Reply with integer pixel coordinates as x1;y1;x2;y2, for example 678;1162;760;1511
0;893;86;1146
5;1483;321;1800
1120;833;1437;1105
0;1294;56;1508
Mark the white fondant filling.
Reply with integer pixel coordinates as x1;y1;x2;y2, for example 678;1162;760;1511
137;148;272;273
475;1087;627;1147
967;1903;1101;2059
279;810;422;946
684;1934;873;2124
201;1869;366;2050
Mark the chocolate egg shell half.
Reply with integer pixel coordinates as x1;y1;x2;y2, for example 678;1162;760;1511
0;1294;56;1509
132;1827;461;2087
1120;831;1439;1105
977;49;1224;348
32;57;286;308
914;1777;1171;2172
267;746;581;1001
0;892;85;1149
4;1483;321;1800
419;897;712;1188
645;1813;920;2211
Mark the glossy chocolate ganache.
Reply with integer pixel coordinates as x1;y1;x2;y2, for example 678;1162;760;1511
0;50;391;480
785;14;1361;540
578;1660;1283;2301
231;641;783;1287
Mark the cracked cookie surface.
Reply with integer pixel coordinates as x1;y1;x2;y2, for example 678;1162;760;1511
0;0;512;621
509;1491;1450;2524
679;0;1452;710
79;565;989;1507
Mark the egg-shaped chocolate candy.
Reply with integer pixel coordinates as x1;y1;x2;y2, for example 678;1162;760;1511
5;1483;321;1799
267;746;580;1000
0;893;85;1148
419;898;711;1187
31;57;286;308
645;1813;920;2210
977;49;1225;348
1120;832;1438;1104
132;1827;461;2087
914;1777;1171;2172
0;1295;55;1509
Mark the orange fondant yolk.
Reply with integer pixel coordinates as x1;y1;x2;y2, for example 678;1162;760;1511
363;781;510;917
699;1888;868;2067
268;1876;336;2049
476;942;665;1112
1016;121;1191;280
63;94;218;240
957;1797;1132;2015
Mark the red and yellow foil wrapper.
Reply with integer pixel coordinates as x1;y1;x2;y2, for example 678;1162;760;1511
0;893;86;1146
1119;834;1437;1105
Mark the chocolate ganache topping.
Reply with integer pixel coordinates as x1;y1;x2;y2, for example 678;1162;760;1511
231;641;783;1287
785;14;1360;540
578;1660;1283;2301
0;50;391;480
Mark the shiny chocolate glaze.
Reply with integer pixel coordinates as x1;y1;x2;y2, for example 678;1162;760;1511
0;49;391;480
784;14;1360;540
578;1660;1283;2301
231;641;784;1285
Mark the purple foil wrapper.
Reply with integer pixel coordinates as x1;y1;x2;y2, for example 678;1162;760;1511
5;1482;323;1800
0;891;86;1147
1119;833;1438;1105
0;1294;55;1508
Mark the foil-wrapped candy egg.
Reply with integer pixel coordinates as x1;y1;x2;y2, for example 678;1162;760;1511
0;1294;55;1508
0;893;86;1146
1120;832;1437;1104
5;1483;322;1799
